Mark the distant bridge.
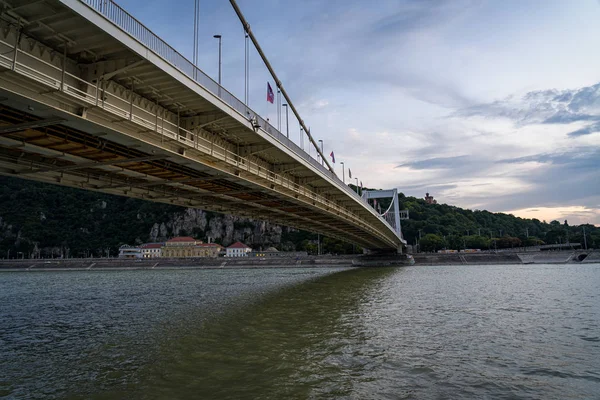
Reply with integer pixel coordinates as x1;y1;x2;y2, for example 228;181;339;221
0;0;406;252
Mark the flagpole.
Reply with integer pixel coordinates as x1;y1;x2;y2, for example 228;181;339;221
318;140;323;166
340;162;345;184
277;87;281;131
283;103;289;138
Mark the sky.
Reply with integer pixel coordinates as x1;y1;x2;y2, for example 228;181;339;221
116;0;600;226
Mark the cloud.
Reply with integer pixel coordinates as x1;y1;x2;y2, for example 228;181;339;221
456;82;600;135
498;147;600;169
568;121;600;137
396;155;470;170
506;206;600;226
481;147;600;213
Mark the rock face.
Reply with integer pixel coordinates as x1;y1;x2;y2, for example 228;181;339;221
148;208;285;248
0;176;297;258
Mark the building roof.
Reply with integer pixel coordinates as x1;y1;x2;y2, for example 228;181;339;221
227;241;251;249
141;243;162;249
119;244;140;249
166;236;197;243
198;243;223;248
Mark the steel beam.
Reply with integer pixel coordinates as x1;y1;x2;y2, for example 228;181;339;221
0;117;65;135
17;154;167;175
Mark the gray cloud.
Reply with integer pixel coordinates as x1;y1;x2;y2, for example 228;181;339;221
278;0;481;110
456;82;600;136
399;183;458;192
568;121;600;137
369;0;478;36
396;155;471;170
498;147;600;170
482;148;600;211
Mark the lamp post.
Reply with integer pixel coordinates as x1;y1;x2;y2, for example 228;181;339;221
355;177;359;194
340;162;345;184
282;103;289;138
213;34;222;86
318;140;323;165
317;233;320;256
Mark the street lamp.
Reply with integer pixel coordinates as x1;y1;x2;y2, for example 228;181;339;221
340;161;345;184
318;140;323;165
213;34;222;87
282;103;289;138
355;177;359;194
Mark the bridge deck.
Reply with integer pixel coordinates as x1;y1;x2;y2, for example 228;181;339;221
0;0;404;250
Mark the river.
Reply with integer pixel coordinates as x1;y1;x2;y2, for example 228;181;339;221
1;264;599;399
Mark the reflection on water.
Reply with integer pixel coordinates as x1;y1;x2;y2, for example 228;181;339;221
1;264;599;399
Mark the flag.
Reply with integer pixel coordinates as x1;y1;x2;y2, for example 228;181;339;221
360;180;363;188
348;169;352;179
330;151;335;163
267;82;274;103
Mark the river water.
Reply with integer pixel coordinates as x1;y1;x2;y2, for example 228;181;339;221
1;264;599;399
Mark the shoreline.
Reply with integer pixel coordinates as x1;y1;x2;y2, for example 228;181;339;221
0;250;597;271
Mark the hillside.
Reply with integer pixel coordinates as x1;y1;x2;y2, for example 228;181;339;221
0;177;597;257
395;192;599;252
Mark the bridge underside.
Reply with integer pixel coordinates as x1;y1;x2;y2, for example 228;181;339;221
0;0;404;251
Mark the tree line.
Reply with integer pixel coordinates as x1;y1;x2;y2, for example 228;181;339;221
0;177;597;258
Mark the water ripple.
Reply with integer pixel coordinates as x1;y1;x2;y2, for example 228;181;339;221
1;264;599;399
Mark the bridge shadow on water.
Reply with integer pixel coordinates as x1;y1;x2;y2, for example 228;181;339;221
87;267;400;400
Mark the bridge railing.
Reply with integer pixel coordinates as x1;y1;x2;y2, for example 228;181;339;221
79;0;374;208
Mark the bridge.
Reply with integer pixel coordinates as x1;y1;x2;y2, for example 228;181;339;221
0;0;406;252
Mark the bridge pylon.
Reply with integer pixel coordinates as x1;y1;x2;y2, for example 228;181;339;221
362;188;409;254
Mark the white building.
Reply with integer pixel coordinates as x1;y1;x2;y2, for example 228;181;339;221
118;244;142;258
141;243;162;258
225;241;252;257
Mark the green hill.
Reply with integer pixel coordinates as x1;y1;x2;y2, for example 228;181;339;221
395;192;598;252
0;177;597;258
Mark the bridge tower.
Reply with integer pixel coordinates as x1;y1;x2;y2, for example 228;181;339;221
362;189;409;254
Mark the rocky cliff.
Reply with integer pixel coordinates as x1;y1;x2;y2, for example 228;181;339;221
0;177;300;258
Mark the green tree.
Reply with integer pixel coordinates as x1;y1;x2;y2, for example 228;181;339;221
419;234;445;252
464;235;489;249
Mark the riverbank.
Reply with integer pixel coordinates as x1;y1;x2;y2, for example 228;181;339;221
0;250;597;271
0;255;358;271
413;250;599;266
